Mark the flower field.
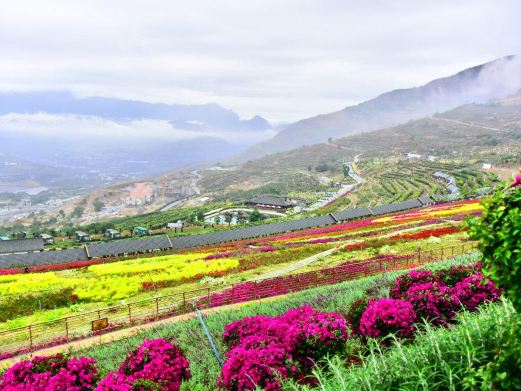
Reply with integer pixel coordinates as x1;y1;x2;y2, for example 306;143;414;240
0;200;481;332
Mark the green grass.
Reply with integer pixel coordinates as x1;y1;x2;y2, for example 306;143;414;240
70;255;479;390
286;299;517;391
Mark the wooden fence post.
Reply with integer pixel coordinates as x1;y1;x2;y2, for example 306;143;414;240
155;298;159;319
28;325;33;349
65;318;69;340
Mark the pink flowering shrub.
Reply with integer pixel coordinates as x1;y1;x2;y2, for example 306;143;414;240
452;273;502;311
279;306;350;366
359;298;417;339
97;338;191;391
390;270;440;299
223;315;277;348
217;343;296;391
405;282;458;326
218;306;350;390
0;353;98;390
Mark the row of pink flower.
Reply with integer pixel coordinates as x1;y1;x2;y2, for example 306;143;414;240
0;338;191;391
197;255;413;309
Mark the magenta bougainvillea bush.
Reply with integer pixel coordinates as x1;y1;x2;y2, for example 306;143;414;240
405;282;458;326
217;342;296;391
218;305;350;390
97;338;191;391
390;269;441;299
452;273;502;311
0;353;98;391
359;298;417;339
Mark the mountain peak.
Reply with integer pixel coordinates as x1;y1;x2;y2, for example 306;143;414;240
232;55;521;162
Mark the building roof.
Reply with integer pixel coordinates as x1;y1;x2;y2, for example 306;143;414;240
0;238;44;255
247;195;298;207
75;231;89;236
135;226;149;231
418;195;434;205
106;229;120;234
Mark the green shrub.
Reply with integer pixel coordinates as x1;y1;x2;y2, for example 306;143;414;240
467;177;521;311
0;288;77;322
463;314;521;390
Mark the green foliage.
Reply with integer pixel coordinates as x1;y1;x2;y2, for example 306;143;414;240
463;314;521;391
467;182;521;311
0;288;77;322
248;208;263;222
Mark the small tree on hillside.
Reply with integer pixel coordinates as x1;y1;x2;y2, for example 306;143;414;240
467;172;521;311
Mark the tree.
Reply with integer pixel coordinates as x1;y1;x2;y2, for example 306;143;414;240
236;211;247;225
224;212;233;226
214;215;221;224
196;210;205;222
467;173;521;311
249;209;263;222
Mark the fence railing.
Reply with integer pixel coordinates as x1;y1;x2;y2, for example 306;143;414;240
0;241;478;360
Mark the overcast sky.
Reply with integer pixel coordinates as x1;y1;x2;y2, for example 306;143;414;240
0;0;520;123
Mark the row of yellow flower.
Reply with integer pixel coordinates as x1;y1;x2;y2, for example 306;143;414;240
0;252;239;302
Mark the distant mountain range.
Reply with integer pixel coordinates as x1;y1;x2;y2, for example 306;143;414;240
0;92;274;187
0;91;271;132
234;55;521;161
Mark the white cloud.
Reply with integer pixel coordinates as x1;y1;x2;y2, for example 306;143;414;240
0;113;277;144
0;0;520;122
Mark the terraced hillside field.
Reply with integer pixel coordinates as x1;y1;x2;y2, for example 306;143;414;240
335;160;498;209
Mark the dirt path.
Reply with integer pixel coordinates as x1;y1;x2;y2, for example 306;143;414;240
253;246;341;280
431;117;504;133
